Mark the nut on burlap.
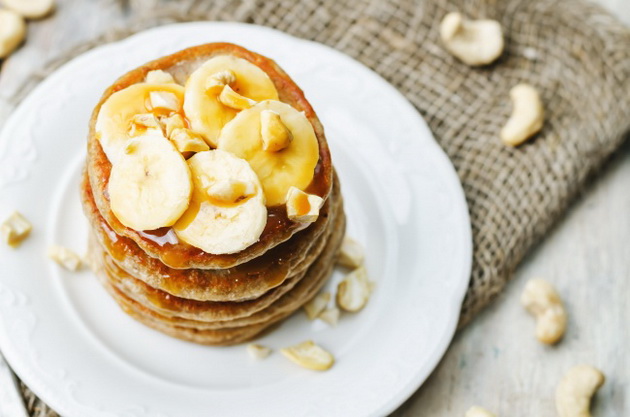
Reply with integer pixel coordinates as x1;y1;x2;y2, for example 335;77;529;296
10;0;630;415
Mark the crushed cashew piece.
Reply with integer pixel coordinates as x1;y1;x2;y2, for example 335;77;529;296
1;211;32;248
303;292;330;320
47;245;83;271
286;187;323;223
337;236;364;269
465;406;496;417
218;85;255;110
260;109;293;152
281;340;334;371
206;70;236;92
148;91;180;112
162;113;186;138
318;307;340;326
145;70;175;84
247;343;272;360
169;128;209;154
337;265;372;312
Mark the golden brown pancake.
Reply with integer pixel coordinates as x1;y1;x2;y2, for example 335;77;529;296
86;43;333;270
92;208;345;345
88;190;343;323
81;170;341;302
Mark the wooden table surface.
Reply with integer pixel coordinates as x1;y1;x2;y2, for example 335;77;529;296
0;1;628;416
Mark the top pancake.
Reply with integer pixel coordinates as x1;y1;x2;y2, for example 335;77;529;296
86;43;333;270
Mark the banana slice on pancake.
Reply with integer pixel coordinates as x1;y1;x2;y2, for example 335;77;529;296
217;100;320;206
108;134;193;231
96;82;185;163
183;55;279;147
173;149;267;255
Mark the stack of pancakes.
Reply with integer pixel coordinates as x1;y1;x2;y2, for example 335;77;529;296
81;44;345;345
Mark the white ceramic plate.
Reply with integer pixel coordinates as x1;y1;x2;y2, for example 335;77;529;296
0;23;471;417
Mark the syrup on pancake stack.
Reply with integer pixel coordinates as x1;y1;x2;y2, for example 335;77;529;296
81;43;345;345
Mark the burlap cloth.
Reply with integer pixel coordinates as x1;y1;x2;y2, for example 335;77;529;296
10;0;630;415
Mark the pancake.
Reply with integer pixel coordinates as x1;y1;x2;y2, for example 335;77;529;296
86;43;333;270
95;207;345;345
88;190;343;323
81;169;341;302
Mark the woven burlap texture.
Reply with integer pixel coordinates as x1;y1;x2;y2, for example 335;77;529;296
13;0;630;416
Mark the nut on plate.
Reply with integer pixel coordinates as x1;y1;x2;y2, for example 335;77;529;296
439;12;504;66
285;187;323;223
1;211;32;248
337;265;373;312
318;307;340;326
47;245;83;271
281;340;334;371
337;236;364;269
247;343;272;360
303;292;331;320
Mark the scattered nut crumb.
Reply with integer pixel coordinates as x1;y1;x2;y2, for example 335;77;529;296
247;343;272;360
337;265;372;312
303;292;331;320
47;245;83;271
318;307;340;326
337;236;364;269
465;405;496;417
1;211;32;248
521;278;567;344
281;340;334;371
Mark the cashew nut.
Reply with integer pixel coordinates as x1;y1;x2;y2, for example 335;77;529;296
465;406;496;417
1;0;55;19
0;9;26;58
521;278;567;344
439;12;504;66
556;365;605;417
501;84;544;146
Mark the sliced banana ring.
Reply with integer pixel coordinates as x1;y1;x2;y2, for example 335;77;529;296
95;83;185;163
173;149;267;255
183;55;279;147
108;134;192;231
217;100;319;206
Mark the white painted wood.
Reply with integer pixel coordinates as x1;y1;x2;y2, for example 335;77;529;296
0;1;628;416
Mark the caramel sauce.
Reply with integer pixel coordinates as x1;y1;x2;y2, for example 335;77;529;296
293;192;311;216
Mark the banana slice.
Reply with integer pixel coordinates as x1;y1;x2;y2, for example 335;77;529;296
184;55;279;147
108;134;192;231
96;83;185;163
217;100;319;206
173;149;267;255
